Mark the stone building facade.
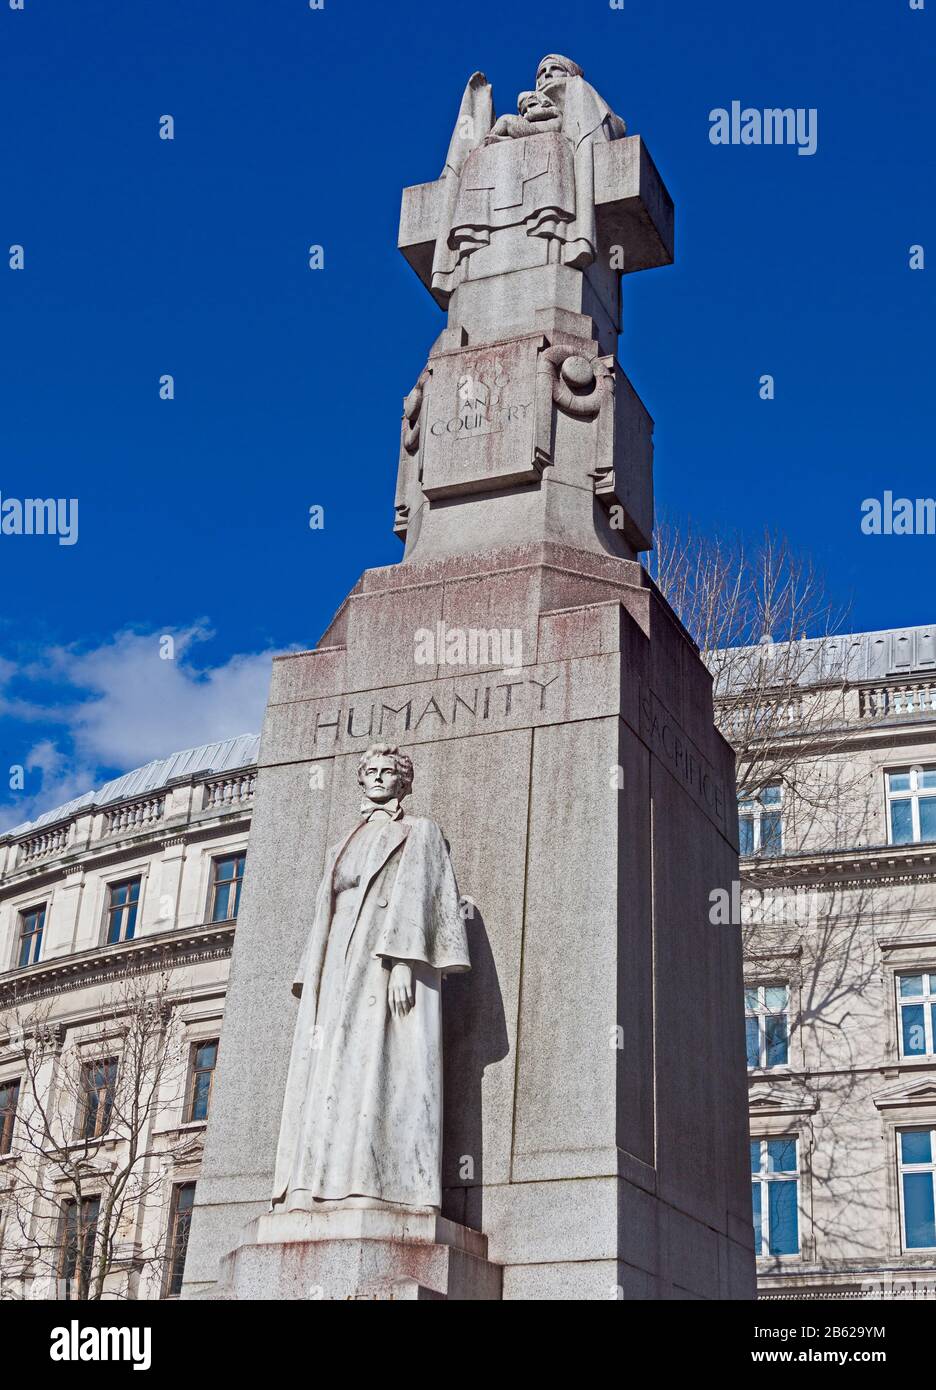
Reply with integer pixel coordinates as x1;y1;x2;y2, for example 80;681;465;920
0;735;257;1300
735;623;936;1298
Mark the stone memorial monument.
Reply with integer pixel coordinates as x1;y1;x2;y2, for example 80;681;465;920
183;54;756;1301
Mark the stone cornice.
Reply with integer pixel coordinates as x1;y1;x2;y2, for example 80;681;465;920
745;945;803;963
872;1075;936;1110
0;813;251;903
0;922;235;1007
878;933;936;953
748;1078;819;1118
742;840;936;888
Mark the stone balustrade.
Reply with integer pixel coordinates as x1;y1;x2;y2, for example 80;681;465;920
859;682;936;719
201;772;256;811
718;696;806;738
17;822;72;864
103;796;166;835
7;764;257;871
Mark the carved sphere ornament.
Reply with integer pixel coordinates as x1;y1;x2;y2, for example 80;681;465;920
560;355;596;390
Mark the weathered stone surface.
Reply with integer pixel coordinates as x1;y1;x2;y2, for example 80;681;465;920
503;1259;654;1301
512;717;623;1176
592;136;675;273
185;546;753;1300
208;1209;502;1301
184;53;753;1303
394;58;672;565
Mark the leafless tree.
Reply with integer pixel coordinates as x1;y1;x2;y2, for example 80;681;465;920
650;520;860;835
0;972;199;1301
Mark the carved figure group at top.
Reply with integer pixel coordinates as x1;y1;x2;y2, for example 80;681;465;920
430;55;626;305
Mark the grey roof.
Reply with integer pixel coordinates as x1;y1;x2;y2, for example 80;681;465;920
841;623;936;679
4;733;260;839
713;622;936;695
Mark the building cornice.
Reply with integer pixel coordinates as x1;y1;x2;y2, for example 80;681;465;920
748;1076;819;1118
742;840;936;888
0;922;235;1008
724;715;936;759
872;1076;936;1111
0;813;252;903
878;933;936;953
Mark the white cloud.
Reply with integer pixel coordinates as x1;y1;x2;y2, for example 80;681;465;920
0;624;279;831
7;743;100;830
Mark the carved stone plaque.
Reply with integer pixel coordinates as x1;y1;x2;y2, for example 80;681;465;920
420;337;548;498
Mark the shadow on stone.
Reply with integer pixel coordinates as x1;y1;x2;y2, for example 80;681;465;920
442;907;508;1232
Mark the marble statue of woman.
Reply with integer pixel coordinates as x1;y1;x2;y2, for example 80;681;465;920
271;743;470;1212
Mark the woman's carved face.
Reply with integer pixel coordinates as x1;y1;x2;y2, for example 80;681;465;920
536;60;569;91
361;755;404;804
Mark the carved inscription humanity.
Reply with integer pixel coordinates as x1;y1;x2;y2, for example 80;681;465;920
311;673;560;746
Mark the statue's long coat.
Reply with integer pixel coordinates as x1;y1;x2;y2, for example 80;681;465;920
271;814;470;1209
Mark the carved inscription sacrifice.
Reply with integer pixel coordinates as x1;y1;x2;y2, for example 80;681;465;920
638;684;728;831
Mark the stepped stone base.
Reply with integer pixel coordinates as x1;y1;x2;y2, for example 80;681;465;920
206;1208;503;1301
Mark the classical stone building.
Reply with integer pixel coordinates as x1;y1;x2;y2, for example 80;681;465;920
734;622;936;1299
0;735;257;1300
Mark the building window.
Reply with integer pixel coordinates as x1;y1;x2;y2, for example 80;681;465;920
60;1195;101;1296
79;1059;118;1141
105;878;140;944
887;766;936;846
209;853;245;923
0;1080;20;1156
738;785;783;857
17;904;45;968
897;972;936;1058
898;1128;936;1250
745;985;789;1069
751;1137;799;1256
186;1040;219;1123
164;1182;196;1298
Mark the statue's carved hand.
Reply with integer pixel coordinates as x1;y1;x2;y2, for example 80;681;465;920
388;961;414;1019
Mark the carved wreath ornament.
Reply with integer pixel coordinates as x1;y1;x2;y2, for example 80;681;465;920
538;344;611;419
402;369;431;455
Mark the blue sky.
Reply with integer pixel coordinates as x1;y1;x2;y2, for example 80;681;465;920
1;0;933;827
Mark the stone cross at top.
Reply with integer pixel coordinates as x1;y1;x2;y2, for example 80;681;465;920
399;54;674;354
393;56;675;567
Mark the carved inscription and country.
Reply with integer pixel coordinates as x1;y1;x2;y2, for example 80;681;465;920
420;337;549;497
